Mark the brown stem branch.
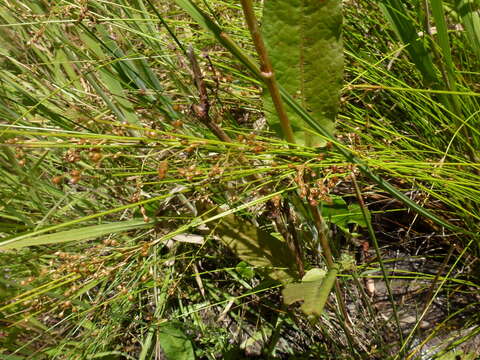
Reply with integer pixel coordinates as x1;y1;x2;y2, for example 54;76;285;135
187;46;232;143
239;0;295;144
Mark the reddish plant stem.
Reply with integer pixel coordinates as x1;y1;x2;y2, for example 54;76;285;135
239;0;295;144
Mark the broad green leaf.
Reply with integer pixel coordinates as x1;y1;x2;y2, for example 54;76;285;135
262;0;343;146
321;196;368;232
158;322;195;360
217;213;296;282
0;219;151;250
282;265;338;316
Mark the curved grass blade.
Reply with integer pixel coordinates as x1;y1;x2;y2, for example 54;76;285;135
0;219;151;250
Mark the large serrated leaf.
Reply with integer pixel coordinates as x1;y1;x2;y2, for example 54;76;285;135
262;0;343;146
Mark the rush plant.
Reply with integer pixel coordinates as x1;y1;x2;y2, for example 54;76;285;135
0;0;479;359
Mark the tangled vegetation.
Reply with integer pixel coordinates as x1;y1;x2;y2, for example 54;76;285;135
0;0;479;359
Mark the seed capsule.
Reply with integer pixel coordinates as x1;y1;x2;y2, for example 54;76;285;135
52;176;63;185
172;120;183;128
157;160;168;179
89;152;102;162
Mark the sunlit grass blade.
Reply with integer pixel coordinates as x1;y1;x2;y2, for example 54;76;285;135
430;0;458;92
0;219;151;250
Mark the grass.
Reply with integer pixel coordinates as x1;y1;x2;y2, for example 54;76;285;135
0;0;479;359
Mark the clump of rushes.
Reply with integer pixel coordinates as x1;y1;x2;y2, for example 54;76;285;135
0;0;478;359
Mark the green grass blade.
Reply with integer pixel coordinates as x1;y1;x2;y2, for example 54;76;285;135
0;219;151;250
455;0;480;58
431;0;457;89
379;0;439;85
173;0;262;79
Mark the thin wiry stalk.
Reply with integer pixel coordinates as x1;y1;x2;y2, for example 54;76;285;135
350;173;404;345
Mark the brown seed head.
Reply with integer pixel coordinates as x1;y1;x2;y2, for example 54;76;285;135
90;152;102;162
52;176;63;185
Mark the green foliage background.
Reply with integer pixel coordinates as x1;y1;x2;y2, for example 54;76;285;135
0;0;479;359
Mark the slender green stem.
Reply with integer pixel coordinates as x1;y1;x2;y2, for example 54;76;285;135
351;173;404;345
